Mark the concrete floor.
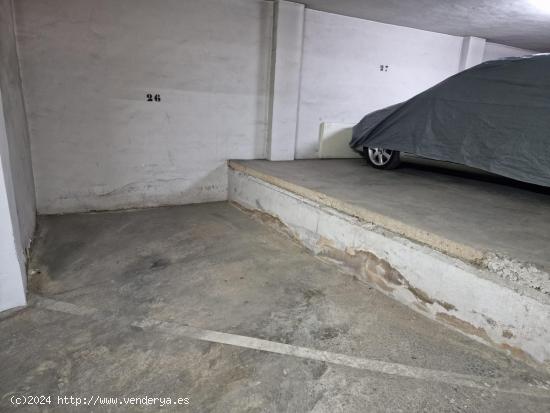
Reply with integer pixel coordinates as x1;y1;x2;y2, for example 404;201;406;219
1;203;549;412
233;158;550;273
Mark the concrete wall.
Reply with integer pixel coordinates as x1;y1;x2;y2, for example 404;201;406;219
15;0;272;214
0;94;27;311
267;1;304;161
458;36;486;71
0;0;35;311
295;10;464;159
483;42;538;62
11;0;544;215
0;0;35;253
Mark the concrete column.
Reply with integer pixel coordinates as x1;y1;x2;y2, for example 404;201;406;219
459;36;486;71
0;94;26;312
267;0;305;161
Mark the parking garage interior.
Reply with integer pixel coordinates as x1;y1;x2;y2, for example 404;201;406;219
1;0;549;411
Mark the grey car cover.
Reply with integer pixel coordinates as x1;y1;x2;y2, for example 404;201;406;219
350;54;550;187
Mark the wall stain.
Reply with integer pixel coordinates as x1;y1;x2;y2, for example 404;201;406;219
317;241;457;312
502;330;514;339
232;202;293;239
436;312;491;342
499;343;539;365
233;203;543;371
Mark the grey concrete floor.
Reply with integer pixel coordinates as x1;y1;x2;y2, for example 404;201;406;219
1;203;549;412
234;158;550;272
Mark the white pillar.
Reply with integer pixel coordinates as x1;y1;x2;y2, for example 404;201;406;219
459;36;486;71
0;93;26;312
267;1;305;161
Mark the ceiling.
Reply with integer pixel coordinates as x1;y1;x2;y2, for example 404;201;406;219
301;0;550;51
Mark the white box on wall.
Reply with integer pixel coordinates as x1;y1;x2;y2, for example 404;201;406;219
318;122;361;159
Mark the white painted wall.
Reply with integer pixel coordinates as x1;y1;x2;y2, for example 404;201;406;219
15;0;272;214
11;0;544;217
0;94;27;311
0;0;35;255
267;1;304;161
459;36;486;70
483;42;538;62
0;0;35;310
295;10;464;159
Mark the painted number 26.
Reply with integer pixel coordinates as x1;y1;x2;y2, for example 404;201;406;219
146;93;161;102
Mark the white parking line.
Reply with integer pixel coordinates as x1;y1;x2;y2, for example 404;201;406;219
34;296;550;398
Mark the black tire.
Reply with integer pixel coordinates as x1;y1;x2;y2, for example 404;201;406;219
362;147;401;170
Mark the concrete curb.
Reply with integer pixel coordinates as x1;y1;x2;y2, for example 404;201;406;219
228;164;550;373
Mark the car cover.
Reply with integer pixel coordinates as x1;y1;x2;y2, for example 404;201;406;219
350;54;550;187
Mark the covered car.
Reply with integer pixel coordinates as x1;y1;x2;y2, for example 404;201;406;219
350;54;550;187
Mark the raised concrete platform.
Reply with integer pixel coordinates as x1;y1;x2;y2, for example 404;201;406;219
228;158;550;372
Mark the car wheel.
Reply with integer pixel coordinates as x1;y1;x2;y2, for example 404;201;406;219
363;147;401;170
